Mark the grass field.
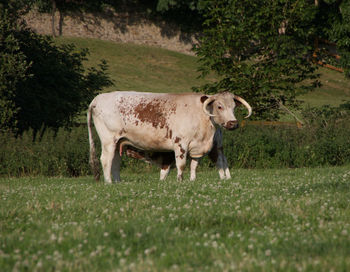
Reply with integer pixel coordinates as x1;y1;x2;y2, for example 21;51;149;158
1;166;350;271
55;37;350;108
55;37;217;94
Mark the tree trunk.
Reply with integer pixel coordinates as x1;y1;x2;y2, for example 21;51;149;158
59;9;64;36
51;0;56;37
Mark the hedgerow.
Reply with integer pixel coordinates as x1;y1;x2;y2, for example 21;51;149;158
1;104;350;177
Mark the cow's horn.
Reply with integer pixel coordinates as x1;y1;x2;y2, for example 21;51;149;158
202;96;216;117
234;95;252;118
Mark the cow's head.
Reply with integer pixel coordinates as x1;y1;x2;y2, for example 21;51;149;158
201;92;252;130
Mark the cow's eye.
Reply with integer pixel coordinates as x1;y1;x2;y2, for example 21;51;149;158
218;105;223;110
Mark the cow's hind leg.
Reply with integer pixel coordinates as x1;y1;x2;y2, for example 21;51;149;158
174;144;187;181
159;152;175;181
100;142;117;183
111;151;121;182
160;166;171;180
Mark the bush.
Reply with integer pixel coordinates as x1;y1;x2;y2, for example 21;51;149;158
1;114;350;178
0;126;156;177
219;123;350;169
0;3;112;135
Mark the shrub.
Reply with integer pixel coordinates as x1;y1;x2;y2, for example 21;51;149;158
1;111;350;177
0;3;112;135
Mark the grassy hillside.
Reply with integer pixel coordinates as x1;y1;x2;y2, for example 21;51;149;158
55;37;350;107
55;37;216;93
299;68;350;107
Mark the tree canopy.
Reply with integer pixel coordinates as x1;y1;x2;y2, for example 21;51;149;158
0;0;113;135
193;0;350;120
2;0;349;126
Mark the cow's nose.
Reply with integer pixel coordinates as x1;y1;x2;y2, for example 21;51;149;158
225;120;239;130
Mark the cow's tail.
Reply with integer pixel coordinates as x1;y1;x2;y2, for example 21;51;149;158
87;102;100;181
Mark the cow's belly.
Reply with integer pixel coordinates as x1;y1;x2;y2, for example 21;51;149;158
122;128;173;152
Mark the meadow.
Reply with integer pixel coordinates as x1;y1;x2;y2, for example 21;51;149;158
55;37;350;108
1;166;350;271
1;37;350;271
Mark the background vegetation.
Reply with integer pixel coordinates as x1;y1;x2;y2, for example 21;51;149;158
1;36;350;178
1;102;350;178
0;0;112;136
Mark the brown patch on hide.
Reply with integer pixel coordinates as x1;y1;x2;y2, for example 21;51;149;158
118;97;128;115
177;144;186;159
133;98;176;129
174;137;181;143
166;129;173;139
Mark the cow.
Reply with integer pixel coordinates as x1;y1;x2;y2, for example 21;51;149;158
87;91;252;183
119;128;231;180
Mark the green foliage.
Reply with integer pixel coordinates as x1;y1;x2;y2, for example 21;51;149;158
0;7;113;134
0;0;35;17
316;0;350;77
155;0;205;31
218;120;350;169
0;10;29;133
301;101;350;128
1;111;350;177
0;127;89;177
194;0;321;120
0;126;152;177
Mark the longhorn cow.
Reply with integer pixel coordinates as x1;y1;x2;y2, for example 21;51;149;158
87;91;252;183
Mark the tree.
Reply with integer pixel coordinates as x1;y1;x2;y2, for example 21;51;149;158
0;2;113;135
155;0;205;31
315;0;350;77
0;0;33;132
193;0;323;120
34;0;107;36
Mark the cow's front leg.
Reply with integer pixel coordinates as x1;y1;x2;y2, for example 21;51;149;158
174;144;187;181
190;158;199;181
222;154;231;179
216;147;231;180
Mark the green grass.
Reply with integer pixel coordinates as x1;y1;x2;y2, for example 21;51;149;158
1;166;350;271
55;37;350;107
55;37;216;93
300;68;350;107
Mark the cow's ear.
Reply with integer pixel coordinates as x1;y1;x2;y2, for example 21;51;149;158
200;95;209;103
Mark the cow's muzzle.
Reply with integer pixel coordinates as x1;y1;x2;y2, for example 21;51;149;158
224;120;239;130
